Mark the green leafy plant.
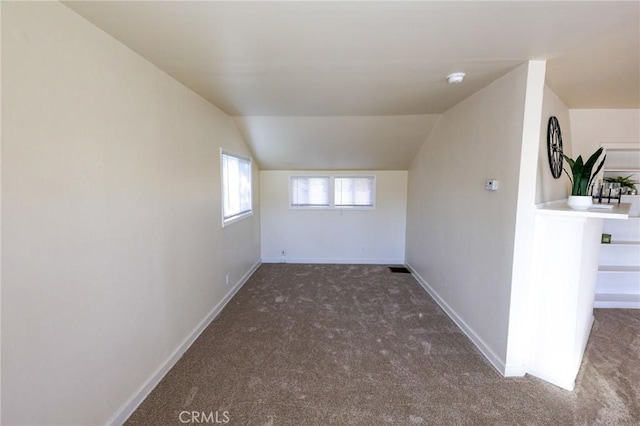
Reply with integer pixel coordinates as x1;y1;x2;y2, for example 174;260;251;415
603;175;637;192
561;147;606;196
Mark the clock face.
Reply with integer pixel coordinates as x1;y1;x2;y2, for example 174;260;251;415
547;116;563;179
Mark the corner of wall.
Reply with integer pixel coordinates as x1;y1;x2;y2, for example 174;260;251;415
535;84;573;204
505;61;546;373
107;261;261;425
406;264;508;375
406;61;538;374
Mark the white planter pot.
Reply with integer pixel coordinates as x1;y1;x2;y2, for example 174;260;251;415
567;195;593;210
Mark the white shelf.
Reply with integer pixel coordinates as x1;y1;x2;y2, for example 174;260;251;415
598;265;640;273
596;143;640;309
595;293;640;302
601;143;640;151
603;168;640;173
536;200;630;219
594;293;640;309
603;240;640;246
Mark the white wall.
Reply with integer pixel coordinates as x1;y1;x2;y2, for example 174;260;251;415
261;171;407;264
570;109;640;155
504;62;546;374
536;86;573;203
1;2;260;425
570;109;640;309
405;62;534;372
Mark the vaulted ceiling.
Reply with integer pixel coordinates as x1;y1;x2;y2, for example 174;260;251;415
64;1;639;170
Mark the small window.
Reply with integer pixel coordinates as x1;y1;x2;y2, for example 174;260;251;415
221;151;252;225
335;176;375;208
290;176;330;207
289;175;376;209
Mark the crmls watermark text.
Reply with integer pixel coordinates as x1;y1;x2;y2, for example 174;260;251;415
178;410;230;424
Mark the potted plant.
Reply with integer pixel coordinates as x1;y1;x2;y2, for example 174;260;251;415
562;147;606;209
603;175;637;195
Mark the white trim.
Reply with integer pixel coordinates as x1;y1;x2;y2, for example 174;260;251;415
288;206;377;211
405;262;508;376
220;148;252;163
107;260;261;426
262;257;404;265
222;210;253;227
525;371;577;392
504;364;528;377
504;60;546;377
594;301;640;309
334;175;377;208
0;22;3;415
289;174;377;210
600;142;640;151
221;148;253;227
289;175;332;209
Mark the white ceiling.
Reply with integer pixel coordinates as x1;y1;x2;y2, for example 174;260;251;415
64;1;639;170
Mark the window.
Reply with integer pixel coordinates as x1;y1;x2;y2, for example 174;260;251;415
221;151;252;225
335;177;375;207
290;175;376;209
290;176;330;207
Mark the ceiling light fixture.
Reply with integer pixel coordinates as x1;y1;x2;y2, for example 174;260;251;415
447;72;465;84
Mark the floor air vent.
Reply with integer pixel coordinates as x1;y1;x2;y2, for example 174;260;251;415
388;266;411;273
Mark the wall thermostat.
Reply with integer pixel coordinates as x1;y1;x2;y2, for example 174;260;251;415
485;179;499;191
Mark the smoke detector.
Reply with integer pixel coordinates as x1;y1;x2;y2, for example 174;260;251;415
446;72;465;84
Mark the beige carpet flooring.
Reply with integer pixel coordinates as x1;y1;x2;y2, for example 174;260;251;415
125;264;640;425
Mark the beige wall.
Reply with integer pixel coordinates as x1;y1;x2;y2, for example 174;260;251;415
233;115;440;170
405;62;534;371
536;86;573;203
1;2;260;424
570;109;640;154
260;170;407;264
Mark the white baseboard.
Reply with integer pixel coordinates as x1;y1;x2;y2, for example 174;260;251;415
594;301;640;309
262;257;405;265
107;260;261;426
503;364;527;377
594;292;640;309
405;262;508;376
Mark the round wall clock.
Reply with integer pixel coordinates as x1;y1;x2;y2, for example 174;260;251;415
546;116;563;179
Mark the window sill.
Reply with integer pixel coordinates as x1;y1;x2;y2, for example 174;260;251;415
222;211;253;227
